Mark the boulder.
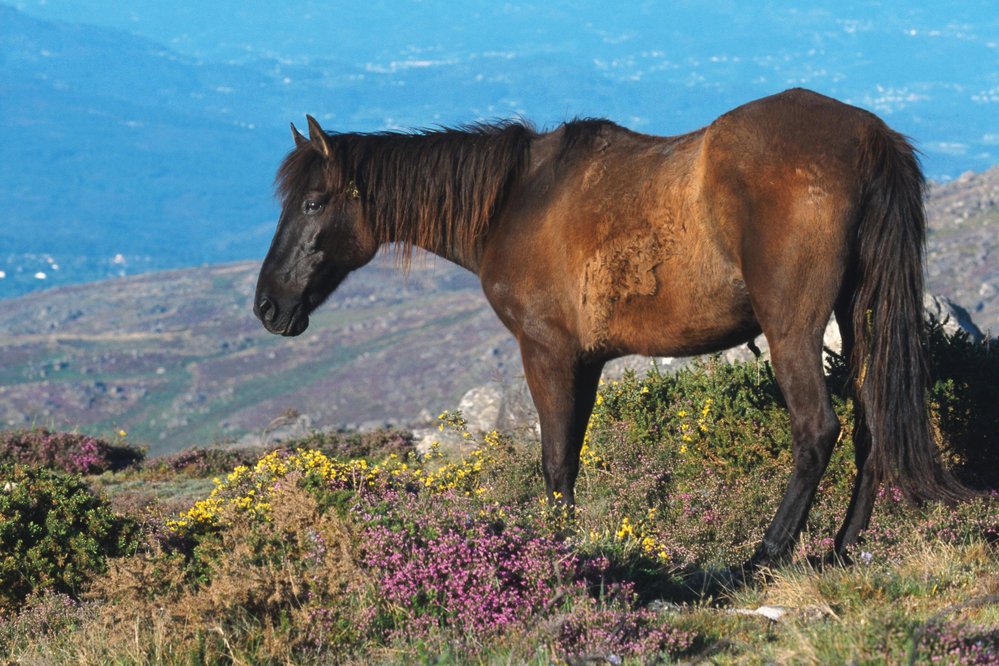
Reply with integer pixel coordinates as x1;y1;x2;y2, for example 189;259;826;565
237;409;313;448
457;382;504;432
922;293;984;342
414;382;507;456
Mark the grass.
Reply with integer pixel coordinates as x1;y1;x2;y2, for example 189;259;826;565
0;325;997;664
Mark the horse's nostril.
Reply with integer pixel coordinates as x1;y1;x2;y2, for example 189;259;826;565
256;297;274;322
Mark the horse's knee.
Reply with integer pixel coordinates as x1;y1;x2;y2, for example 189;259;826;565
793;409;840;471
818;411;840;450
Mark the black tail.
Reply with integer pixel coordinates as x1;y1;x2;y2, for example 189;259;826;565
850;124;969;503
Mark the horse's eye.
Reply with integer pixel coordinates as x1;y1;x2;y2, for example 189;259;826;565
302;200;324;215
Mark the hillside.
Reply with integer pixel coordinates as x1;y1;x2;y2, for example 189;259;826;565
1;329;997;663
925;168;999;335
0;166;997;455
0;258;519;453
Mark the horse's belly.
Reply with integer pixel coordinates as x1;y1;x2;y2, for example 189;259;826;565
613;294;761;357
578;261;760;358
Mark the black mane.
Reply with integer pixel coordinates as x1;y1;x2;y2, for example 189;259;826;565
276;121;535;261
275;118;617;260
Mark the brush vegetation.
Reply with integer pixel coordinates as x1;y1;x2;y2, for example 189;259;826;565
0;321;997;664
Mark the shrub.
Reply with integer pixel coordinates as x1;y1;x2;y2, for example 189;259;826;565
925;320;999;489
90;430;701;662
142;445;262;479
139;429;414;482
0;591;88;646
289;427;415;462
358;490;585;640
0;464;139;609
915;621;999;665
91;477;362;659
0;429;144;474
553;599;697;660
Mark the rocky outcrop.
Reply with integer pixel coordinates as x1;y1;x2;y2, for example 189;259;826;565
925;166;999;335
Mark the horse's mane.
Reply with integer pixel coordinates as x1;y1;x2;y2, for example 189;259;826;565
276;120;538;263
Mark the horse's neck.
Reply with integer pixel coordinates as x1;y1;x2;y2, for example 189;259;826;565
361;126;531;275
419;237;482;274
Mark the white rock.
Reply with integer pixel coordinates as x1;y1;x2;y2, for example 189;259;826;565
731;605;789;622
457;382;504;432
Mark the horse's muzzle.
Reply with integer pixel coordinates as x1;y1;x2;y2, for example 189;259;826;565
254;296;309;336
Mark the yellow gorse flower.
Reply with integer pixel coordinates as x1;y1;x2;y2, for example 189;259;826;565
167;423;511;533
609;512;672;565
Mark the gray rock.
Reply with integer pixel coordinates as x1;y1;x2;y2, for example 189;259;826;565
237;409;313;448
413;425;471;457
457;382;504;432
922;293;984;341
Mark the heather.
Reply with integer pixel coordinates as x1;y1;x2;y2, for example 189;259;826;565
0;323;996;663
0;428;144;475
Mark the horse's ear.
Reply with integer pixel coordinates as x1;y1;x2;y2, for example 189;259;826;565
306;114;332;159
291;122;308;148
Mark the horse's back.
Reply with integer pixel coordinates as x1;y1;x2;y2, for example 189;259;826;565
706;88;880;160
482;90;880;360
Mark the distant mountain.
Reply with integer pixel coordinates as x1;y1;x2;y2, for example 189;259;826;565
3;2;999;298
1;166;996;455
0;5;282;294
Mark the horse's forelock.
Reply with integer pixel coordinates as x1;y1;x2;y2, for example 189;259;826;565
275;144;341;205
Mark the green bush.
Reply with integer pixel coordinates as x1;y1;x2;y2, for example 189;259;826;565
585;356;856;512
0;464;139;609
925;320;999;489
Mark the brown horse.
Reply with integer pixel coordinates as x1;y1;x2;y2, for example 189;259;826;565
254;88;967;569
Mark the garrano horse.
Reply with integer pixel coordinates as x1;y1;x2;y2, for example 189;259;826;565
254;88;966;569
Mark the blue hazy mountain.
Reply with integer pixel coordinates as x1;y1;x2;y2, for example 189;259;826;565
2;1;998;297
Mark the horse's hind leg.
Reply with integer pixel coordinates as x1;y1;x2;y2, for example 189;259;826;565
741;241;844;569
747;328;841;569
833;299;879;560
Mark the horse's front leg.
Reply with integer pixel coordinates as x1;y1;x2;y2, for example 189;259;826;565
519;339;604;506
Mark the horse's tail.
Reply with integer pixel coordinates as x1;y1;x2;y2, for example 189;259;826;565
850;123;968;503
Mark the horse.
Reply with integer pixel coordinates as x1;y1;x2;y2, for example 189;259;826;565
254;88;968;570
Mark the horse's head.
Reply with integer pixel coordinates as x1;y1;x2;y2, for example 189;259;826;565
254;116;377;336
